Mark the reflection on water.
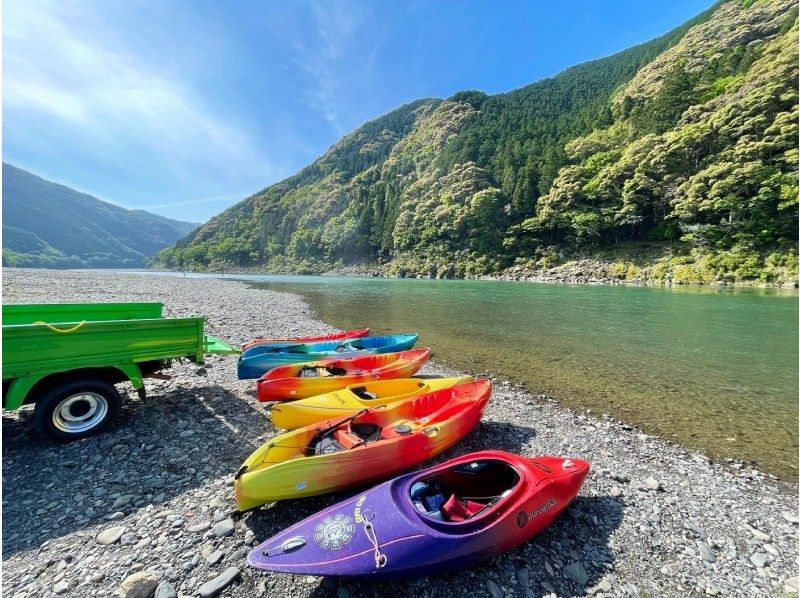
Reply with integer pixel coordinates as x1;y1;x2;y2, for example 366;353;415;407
127;271;799;477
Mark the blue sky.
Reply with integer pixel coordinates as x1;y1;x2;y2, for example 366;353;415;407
3;0;713;223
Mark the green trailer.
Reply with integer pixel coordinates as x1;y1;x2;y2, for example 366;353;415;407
2;302;238;440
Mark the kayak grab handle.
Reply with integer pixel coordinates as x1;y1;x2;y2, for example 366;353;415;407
263;535;306;557
422;426;439;437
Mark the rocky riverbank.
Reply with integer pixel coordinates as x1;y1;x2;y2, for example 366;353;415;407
2;268;798;597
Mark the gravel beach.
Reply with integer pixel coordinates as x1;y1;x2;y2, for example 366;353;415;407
2;268;798;597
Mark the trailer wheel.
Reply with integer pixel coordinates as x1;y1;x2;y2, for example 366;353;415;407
33;379;122;441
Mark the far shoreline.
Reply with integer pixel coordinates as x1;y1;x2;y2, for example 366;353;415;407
49;265;800;292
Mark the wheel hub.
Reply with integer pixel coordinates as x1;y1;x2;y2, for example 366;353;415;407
52;392;109;434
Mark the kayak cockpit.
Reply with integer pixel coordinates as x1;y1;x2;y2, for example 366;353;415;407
309;421;384;455
409;459;521;524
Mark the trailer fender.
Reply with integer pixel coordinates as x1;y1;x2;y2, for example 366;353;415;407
117;363;144;390
3;364;144;411
4;375;44;411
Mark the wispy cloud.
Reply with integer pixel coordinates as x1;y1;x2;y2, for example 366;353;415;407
291;0;365;136
3;0;277;187
137;193;252;210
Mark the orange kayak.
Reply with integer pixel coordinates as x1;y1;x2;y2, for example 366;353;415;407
257;348;431;402
242;328;369;351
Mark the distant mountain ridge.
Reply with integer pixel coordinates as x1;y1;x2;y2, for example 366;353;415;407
2;163;197;269
149;0;794;285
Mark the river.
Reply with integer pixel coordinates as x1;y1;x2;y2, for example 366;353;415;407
139;271;800;477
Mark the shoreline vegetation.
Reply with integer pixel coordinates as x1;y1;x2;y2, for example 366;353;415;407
2;268;798;597
145;256;800;289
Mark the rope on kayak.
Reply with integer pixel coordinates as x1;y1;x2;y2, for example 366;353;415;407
33;320;86;333
363;520;387;569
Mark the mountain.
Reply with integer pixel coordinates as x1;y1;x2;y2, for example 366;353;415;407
152;0;798;285
2;163;197;269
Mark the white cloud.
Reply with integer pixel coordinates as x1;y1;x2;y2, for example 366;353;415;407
292;0;365;135
3;0;277;185
137;193;252;210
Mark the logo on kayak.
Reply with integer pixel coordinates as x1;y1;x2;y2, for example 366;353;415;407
295;481;307;491
353;495;368;523
314;514;355;550
518;498;557;527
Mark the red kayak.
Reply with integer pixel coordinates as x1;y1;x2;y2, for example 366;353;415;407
242;328;369;351
256;348;432;402
248;450;589;578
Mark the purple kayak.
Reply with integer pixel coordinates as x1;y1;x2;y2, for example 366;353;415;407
248;450;589;579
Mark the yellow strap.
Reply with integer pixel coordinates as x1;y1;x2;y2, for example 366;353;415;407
33;320;86;333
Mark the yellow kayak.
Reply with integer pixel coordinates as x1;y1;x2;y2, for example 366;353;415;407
269;376;471;430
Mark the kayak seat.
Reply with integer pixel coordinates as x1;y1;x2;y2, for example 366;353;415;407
325;366;348;376
352;387;379;401
441;495;485;522
333;423;382;448
351;423;382;442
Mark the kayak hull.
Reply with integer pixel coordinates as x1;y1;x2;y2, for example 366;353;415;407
233;379;491;510
242;328;369;352
237;334;419;379
248;451;589;578
257;348;432;402
269;375;471;430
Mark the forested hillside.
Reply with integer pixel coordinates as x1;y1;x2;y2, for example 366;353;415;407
153;0;798;285
3;163;197;268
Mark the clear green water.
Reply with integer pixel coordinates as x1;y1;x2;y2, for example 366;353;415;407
240;275;798;477
136;271;798;476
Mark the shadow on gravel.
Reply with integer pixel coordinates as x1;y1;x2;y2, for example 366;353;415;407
2;384;265;557
244;494;624;598
241;420;625;597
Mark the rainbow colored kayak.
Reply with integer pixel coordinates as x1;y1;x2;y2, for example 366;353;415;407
257;348;432;402
237;334;419;379
233;379;491;511
242;328;369;352
248;450;589;578
269;375;470;430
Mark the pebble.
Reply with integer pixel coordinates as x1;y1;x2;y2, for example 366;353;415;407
564;562;588;585
785;577;799;593
198;567;240;597
487;579;503;598
53;580;70;594
697;540;716;563
155;580;178;598
212;519;235;538
644;476;662;491
188;520;211;533
750;552;769;568
206;550;225;565
112;495;134;509
119;571;158;598
96;526;126;545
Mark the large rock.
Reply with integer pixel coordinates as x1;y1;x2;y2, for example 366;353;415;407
198;568;240;597
119;571;158;598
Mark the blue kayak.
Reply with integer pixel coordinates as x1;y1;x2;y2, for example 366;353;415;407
237;333;419;379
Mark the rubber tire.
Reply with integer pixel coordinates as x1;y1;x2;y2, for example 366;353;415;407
33;379;123;441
